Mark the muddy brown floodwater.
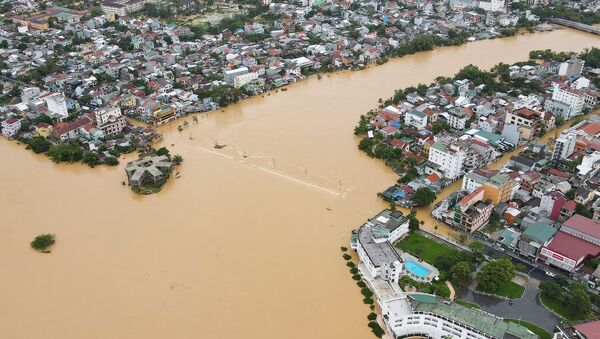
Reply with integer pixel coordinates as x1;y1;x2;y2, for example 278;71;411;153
1;28;598;339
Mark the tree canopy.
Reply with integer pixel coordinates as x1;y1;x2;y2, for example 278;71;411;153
476;258;516;293
412;187;437;207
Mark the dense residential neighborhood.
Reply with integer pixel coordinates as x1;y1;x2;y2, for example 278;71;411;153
351;50;600;339
0;0;598;169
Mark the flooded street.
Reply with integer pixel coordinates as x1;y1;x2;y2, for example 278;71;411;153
1;29;598;339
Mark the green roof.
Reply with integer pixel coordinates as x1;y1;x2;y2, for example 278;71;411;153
431;142;448;152
407;292;437;303
411;296;538;339
475;130;503;146
465;171;488;184
499;228;517;246
52;5;72;12
372;224;390;239
490;173;509;186
523;222;556;243
57;12;74;18
408;109;426;118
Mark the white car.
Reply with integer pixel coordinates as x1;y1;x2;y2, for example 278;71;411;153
546;271;556;278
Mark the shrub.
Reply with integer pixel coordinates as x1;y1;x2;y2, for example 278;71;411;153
30;234;55;251
350;267;359;274
104;157;119;166
352;274;362;281
363;297;374;304
367;312;377;321
368;321;385;338
347;261;355;268
357;281;366;288
156;147;170;156
343;253;352;260
361;288;373;298
340;246;348;252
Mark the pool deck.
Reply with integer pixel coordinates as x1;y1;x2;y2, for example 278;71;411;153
399;252;439;282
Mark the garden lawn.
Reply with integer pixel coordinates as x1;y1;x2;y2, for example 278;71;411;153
395;232;459;264
504;319;551;339
494;281;525;299
540;294;589;322
476;281;524;298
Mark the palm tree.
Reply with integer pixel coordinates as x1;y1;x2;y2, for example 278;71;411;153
173;154;183;165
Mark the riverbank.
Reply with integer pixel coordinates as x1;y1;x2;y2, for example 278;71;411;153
1;29;598;339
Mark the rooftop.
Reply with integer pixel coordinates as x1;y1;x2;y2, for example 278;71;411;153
523;222;556;244
409;295;537;339
544;231;600;261
562;215;600;240
573;319;600;339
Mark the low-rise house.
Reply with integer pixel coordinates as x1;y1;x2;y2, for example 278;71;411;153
517;221;556;259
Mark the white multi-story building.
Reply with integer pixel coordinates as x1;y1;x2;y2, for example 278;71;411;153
404;109;428;129
552;132;576;164
353;210;409;282
446;108;468;130
1;118;22;139
462;171;488;193
101;0;149;17
478;0;505;11
44;93;69;120
477;116;498;133
428;142;467;180
233;72;259;89
95;106;125;136
552;83;585;117
224;66;249;84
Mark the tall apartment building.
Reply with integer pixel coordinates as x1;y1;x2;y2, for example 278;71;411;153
552;83;585;118
428;142;467;180
552;132;577;164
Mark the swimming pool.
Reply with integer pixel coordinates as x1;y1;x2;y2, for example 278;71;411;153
405;259;431;278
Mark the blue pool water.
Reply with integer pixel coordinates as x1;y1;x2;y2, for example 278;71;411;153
405;260;430;278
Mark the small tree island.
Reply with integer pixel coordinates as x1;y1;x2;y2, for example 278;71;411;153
30;234;55;253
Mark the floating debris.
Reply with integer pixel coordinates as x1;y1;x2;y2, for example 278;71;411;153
214;140;226;149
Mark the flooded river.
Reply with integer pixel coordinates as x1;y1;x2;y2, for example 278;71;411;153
1;29;598;339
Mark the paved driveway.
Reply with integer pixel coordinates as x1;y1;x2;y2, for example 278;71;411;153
456;283;561;332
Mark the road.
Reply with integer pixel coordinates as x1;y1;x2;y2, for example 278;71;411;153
481;242;565;283
456;283;561;332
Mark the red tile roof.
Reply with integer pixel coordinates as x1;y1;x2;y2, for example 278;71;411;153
544;231;600;261
577;121;600;137
548;168;570;178
563;215;600;239
563;200;576;212
573;320;600;339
